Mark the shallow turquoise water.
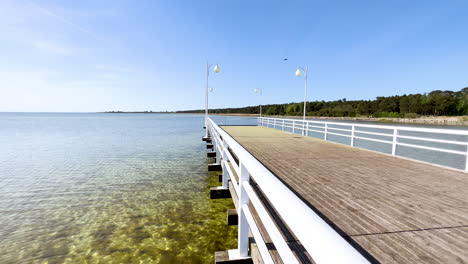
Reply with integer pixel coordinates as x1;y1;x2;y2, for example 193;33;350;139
0;113;255;263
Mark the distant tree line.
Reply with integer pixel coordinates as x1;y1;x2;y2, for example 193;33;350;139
178;88;468;117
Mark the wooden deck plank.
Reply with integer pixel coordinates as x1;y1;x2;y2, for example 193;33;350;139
352;227;468;264
221;126;468;264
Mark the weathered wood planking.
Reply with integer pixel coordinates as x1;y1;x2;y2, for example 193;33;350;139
222;125;468;264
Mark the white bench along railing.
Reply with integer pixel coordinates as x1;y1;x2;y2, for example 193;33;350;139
207;118;370;264
259;117;468;172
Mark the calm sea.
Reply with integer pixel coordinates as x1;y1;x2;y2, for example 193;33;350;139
0;113;255;264
0;113;465;264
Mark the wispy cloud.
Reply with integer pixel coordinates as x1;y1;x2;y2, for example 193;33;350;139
27;0;99;40
31;40;71;55
0;1;93;55
95;64;135;73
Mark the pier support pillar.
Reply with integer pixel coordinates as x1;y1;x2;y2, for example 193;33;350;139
227;209;238;225
215;250;253;264
207;151;216;158
208;163;222;171
202;136;211;142
207;143;214;149
210;186;231;199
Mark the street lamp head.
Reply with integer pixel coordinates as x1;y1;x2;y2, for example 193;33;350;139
209;87;214;92
295;68;302;77
213;65;220;73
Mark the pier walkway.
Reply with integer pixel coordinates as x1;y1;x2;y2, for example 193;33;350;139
205;117;468;264
223;125;467;263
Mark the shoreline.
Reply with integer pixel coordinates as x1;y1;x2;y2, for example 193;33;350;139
103;112;468;126
204;113;468;126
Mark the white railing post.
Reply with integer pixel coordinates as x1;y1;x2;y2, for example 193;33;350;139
324;123;328;140
392;128;398;156
282;120;285;131
221;140;229;189
238;162;250;257
351;125;355;147
465;147;468;172
293;120;295;134
305;121;309;136
273;119;276;129
214;134;220;162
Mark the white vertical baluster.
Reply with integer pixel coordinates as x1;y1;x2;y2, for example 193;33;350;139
238;162;250;257
282;120;285;131
324;123;328;140
293;120;295;134
273;119;276;129
214;132;220;163
221;140;229;189
351;125;355;147
392;129;398;155
465;146;468;172
305;121;309;136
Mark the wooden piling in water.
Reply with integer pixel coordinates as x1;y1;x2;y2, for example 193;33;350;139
208;163;221;171
209;186;231;199
214;251;253;264
227;209;238;225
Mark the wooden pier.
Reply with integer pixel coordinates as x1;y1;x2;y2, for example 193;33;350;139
204;118;468;264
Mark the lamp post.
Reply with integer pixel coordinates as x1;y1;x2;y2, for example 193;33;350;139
295;66;308;122
253;88;262;117
205;62;220;138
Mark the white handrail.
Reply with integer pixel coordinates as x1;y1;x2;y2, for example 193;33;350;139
242;204;274;264
259;117;468;171
207;118;370;264
243;182;299;264
260;117;468;135
223;159;239;194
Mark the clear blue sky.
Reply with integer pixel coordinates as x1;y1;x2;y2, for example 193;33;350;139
0;0;467;112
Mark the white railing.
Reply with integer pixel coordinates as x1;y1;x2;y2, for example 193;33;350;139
207;117;370;264
259;117;468;172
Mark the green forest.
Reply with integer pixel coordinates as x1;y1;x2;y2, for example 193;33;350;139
178;88;468;118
